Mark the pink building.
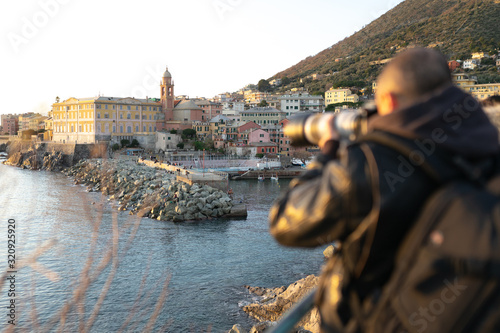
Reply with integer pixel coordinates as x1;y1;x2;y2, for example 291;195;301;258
3;118;19;135
248;128;270;144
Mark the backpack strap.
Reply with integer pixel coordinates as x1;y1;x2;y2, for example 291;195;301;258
358;131;444;183
358;131;493;185
433;258;500;278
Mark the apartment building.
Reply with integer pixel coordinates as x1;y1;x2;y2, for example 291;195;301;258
325;88;359;105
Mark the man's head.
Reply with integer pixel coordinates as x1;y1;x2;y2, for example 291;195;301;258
375;48;452;116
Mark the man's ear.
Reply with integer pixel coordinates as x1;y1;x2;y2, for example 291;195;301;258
377;91;399;116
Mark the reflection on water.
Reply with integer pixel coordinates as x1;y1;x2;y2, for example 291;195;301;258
0;164;324;332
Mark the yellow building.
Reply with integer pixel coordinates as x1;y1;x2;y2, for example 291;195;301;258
193;121;211;138
471;52;489;60
464;83;500;101
52;96;161;144
18;113;42;131
453;74;500;101
325;88;359;105
452;73;477;88
244;90;268;104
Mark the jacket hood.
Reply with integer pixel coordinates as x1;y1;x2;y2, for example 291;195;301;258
368;85;499;158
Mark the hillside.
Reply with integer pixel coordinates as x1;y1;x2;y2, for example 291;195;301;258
269;0;500;94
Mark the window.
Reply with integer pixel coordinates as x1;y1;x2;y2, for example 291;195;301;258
259;134;264;137
127;114;131;119
149;126;152;132
120;126;123;133
127;106;131;110
135;125;139;132
135;115;139;119
127;126;132;133
97;113;101;119
120;114;123;119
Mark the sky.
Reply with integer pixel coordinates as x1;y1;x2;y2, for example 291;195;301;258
0;0;405;116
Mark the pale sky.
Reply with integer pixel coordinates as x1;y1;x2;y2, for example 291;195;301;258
0;0;405;116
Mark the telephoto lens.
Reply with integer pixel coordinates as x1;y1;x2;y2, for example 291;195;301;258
283;113;335;147
284;109;370;147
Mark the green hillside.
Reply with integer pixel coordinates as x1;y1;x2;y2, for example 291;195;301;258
268;0;500;95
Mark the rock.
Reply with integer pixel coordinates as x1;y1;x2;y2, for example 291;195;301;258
227;324;246;333
243;275;319;333
323;245;335;259
249;322;272;333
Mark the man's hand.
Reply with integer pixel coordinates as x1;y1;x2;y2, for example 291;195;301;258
317;113;339;150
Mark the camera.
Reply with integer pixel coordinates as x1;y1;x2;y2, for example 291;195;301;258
284;106;377;146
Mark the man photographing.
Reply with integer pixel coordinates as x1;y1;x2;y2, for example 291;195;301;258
269;48;500;332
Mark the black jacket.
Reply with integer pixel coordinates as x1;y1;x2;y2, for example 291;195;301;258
269;86;500;326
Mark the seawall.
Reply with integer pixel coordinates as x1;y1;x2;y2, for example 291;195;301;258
138;159;229;192
64;159;246;222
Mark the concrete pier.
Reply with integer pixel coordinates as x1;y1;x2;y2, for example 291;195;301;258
138;159;229;191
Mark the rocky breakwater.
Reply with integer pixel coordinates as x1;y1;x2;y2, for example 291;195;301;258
5;144;65;171
64;160;239;222
237;275;320;333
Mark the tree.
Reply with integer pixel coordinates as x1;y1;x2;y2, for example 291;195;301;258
256;153;264;158
130;139;140;148
204;139;215;150
281;77;291;86
120;139;130;147
258;79;271;92
258;100;269;107
177;142;184;149
182;128;196;138
193;141;205;151
170;129;177;134
112;143;120;151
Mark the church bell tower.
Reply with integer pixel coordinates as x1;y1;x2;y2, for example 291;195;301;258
160;66;175;123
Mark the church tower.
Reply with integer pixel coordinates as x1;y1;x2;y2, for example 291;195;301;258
160;66;175;122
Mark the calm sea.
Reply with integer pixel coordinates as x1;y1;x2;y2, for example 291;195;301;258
0;161;324;332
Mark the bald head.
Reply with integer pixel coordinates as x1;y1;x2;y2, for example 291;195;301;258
375;48;452;115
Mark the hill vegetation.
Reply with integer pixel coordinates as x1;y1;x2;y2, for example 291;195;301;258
264;0;500;95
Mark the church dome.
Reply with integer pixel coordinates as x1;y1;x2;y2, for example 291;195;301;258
163;67;172;78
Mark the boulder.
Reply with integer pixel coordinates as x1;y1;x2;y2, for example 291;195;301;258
243;275;320;333
227;324;246;333
323;245;335;259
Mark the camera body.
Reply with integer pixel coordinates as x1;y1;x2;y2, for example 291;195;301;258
284;107;376;147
